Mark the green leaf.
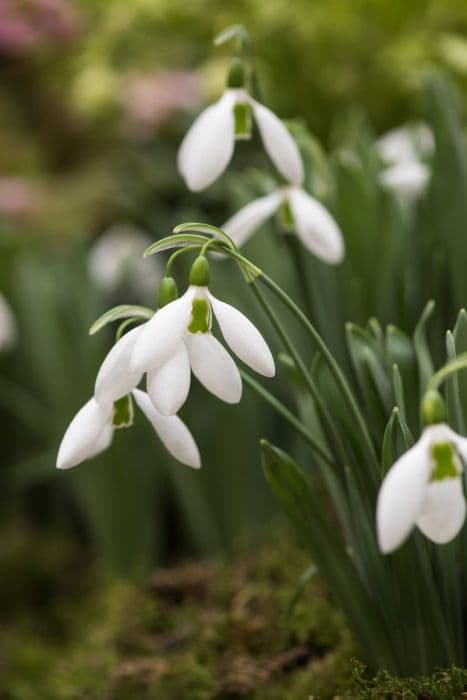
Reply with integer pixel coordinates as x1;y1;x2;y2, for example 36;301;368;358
445;330;466;433
89;305;153;335
413;300;435;394
261;440;396;671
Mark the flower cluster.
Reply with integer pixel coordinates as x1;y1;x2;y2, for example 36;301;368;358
57;257;274;472
178;58;344;263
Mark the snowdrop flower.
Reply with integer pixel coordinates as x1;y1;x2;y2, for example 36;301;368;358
376;123;434;199
377;422;467;553
131;257;275;415
222;186;344;264
89;224;162;300
56;389;200;470
178;59;303;191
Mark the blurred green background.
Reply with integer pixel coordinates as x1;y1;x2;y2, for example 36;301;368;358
2;0;467;576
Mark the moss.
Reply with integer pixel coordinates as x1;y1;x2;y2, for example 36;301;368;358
1;525;467;699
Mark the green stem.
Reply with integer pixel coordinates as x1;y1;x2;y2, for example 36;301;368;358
240;369;334;465
166;245;199;276
258;272;378;467
250;281;349;466
428;352;467;392
283;234;314;320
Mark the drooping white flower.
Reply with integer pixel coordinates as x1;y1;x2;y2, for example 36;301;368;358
222;186;344;264
88;224;162;300
376;423;467;553
131;279;275;415
56;390;201;470
178;88;303;192
376;123;434;199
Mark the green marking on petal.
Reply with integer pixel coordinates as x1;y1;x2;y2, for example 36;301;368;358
113;394;134;429
188;299;210;333
278;199;295;232
430;442;460;481
234;103;252;140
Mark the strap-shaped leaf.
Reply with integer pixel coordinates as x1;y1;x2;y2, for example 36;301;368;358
261;440;396;670
413;300;435;394
89;305;153;335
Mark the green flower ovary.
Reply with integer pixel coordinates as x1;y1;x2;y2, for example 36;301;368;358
430;442;461;481
188;298;210;333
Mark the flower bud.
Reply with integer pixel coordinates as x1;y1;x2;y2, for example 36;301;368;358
226;57;246;88
157;276;178;308
189;256;210;287
422;389;446;426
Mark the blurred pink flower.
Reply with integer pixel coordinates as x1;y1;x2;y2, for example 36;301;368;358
0;177;39;217
0;0;79;55
121;71;201;137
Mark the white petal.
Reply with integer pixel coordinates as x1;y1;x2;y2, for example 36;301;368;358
288;187;344;264
416;478;466;544
132;389;200;468
250;99;304;186
57;398;113;470
208;293;275;377
376;439;431;553
222;191;283;247
147;341;191;415
184;332;242;404
94;324;145;406
379;161;430;198
131;288;194;374
177;91;236;191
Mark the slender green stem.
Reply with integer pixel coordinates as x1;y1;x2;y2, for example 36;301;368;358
258;272;379;467
283;234;314;320
249;281;349;466
240;369;334;465
166;245;199;276
428;352;467;392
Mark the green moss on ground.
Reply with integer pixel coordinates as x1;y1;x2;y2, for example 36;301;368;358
1;525;467;699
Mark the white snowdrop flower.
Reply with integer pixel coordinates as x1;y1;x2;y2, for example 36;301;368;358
56;390;200;471
178;59;303;192
377;423;467;553
0;292;16;351
131;257;275;415
222;186;344;264
89;224;162;300
376;123;434;199
94;323;146;407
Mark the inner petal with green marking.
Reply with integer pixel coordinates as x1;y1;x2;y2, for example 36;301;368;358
234;102;252;140
430;442;461;481
188;298;211;333
278;198;295;232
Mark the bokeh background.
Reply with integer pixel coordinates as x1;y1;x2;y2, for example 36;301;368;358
2;0;467;581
